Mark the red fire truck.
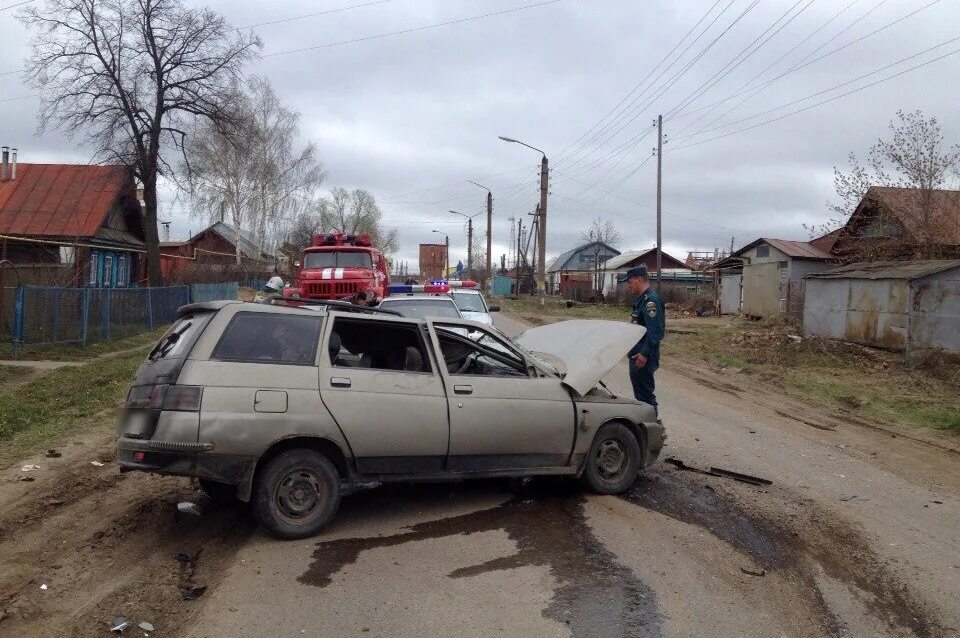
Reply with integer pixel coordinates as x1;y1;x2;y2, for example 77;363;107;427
284;232;389;305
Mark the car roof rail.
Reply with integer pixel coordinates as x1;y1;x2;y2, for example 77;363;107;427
261;295;404;317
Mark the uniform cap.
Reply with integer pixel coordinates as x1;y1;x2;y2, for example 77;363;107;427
616;265;648;283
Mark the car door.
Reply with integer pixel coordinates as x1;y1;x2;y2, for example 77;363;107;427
318;313;449;474
429;321;576;471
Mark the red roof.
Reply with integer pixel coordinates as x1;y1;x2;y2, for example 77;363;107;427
0;163;131;237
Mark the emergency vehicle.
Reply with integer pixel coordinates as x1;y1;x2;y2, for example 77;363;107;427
284;232;390;305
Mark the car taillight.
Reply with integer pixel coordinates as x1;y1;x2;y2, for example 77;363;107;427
161;385;203;411
126;385;202;411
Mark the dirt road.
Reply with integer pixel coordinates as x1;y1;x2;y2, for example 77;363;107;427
1;313;958;637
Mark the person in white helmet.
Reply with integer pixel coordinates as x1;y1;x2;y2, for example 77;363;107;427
255;276;286;303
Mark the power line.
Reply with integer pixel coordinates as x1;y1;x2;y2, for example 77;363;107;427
552;0;725;165
669;44;960;152
264;0;563;58
0;0;32;12
243;0;393;30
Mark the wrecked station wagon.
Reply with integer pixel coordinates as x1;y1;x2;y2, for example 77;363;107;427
118;300;665;538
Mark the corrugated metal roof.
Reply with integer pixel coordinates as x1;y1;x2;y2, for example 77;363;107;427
601;247;690;270
547;241;620;272
199;221;265;259
760;238;834;259
808;259;960;280
0;163;130;237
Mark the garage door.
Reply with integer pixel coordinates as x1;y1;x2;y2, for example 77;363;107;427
742;262;780;318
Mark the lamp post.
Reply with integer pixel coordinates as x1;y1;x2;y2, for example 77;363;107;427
449;209;482;280
432;230;449;280
499;136;548;305
468;181;493;292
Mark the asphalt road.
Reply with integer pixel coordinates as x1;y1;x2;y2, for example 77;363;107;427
185;313;960;638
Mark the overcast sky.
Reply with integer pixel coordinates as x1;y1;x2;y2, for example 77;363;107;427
2;0;958;270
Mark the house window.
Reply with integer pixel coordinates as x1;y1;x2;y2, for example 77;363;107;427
756;245;770;258
117;255;128;286
778;261;788;269
89;253;99;286
103;255;114;287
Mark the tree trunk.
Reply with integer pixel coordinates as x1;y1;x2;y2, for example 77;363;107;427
142;175;163;286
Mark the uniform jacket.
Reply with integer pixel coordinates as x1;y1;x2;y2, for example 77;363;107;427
628;287;665;360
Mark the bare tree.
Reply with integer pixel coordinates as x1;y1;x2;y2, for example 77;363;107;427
185;77;324;267
319;187;399;256
22;0;260;285
809;110;960;260
580;216;622;247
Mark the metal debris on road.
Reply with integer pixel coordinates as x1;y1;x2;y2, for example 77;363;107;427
39;583;48;590
20;464;40;472
138;621;154;631
45;449;61;458
110;617;131;633
90;461;106;467
664;458;773;486
177;501;202;517
741;567;766;577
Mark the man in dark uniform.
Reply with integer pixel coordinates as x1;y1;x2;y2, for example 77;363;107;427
617;266;665;413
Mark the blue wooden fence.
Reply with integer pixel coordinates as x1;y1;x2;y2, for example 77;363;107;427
1;282;240;356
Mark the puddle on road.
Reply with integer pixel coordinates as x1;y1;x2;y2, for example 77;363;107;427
625;468;943;638
299;481;663;638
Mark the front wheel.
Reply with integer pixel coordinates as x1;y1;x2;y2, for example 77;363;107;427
581;422;642;494
252;449;341;539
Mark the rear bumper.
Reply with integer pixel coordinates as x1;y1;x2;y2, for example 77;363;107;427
117;438;255;488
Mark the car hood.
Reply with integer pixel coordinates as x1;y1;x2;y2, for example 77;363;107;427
516;320;646;396
459;310;492;324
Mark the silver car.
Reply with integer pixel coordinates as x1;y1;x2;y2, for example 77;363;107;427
376;294;463;320
117;300;665;539
448;288;499;325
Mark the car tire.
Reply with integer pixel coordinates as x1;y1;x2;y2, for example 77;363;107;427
582;422;642;494
251;449;341;540
198;479;238;502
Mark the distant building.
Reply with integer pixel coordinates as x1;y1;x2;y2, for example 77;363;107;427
0;158;145;286
713;237;835;317
547;241;620;293
600;248;696;297
160;221;275;283
419;243;447;282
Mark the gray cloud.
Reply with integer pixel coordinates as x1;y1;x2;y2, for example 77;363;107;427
2;0;958;269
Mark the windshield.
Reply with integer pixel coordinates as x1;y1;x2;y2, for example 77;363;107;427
303;251;373;269
450;291;487;313
380;299;461;320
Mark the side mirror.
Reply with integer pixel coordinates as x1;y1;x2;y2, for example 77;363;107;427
294;260;301;268
488;305;500;312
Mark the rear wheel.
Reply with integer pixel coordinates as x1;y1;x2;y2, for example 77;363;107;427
198;479;238;503
252;449;341;539
582;422;642;494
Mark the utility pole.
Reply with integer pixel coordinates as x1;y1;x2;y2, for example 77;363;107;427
466;216;473;280
469;181;493;291
515;218;523;294
655;114;663;286
538;154;549;304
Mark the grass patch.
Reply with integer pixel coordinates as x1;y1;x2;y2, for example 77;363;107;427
0;327;168;362
0;346;148;460
662;325;960;433
0;365;27;385
497;295;630;322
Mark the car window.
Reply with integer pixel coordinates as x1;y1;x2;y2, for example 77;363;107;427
379;299;461;320
434;323;527;377
329;317;432;373
303;251;373;269
211;312;322;365
450;292;487;313
148;312;213;361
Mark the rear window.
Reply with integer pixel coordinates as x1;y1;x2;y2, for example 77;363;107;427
212;312;322;365
379;299;461;319
148;313;213;361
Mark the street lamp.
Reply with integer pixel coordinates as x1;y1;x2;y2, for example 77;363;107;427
499;135;548;304
432;230;449;280
449;209;482;280
468;180;493;292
